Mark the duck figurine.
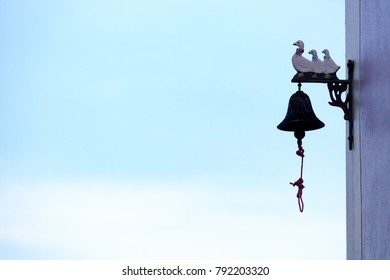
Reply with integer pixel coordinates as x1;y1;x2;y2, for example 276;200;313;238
292;40;313;76
322;49;341;75
308;49;325;78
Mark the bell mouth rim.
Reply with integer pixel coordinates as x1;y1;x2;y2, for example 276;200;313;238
277;121;325;132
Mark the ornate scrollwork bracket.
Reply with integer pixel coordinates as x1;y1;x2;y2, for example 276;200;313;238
292;60;354;150
328;60;354;150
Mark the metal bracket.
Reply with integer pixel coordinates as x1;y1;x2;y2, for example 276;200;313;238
291;60;354;150
328;60;354;150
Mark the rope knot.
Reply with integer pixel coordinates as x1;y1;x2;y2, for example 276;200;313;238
290;178;305;212
290;178;304;187
296;145;305;157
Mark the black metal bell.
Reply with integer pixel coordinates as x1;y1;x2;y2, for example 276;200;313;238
277;87;325;141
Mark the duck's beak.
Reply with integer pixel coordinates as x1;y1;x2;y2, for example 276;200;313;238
293;42;299;46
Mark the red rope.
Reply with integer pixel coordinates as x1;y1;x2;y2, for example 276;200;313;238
290;143;305;212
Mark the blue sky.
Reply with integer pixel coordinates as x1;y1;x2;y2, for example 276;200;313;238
0;0;346;259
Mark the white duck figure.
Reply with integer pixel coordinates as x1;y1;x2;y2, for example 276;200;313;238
308;49;325;75
322;49;340;74
292;40;313;73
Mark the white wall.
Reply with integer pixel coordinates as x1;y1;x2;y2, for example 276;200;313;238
346;0;361;260
346;0;390;260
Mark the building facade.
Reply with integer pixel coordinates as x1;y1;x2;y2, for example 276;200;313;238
346;0;390;259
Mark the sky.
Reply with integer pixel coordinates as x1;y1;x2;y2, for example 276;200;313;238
0;0;346;259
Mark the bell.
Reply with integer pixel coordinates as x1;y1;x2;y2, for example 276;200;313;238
277;87;325;141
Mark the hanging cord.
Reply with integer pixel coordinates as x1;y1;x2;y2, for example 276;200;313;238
290;140;305;212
